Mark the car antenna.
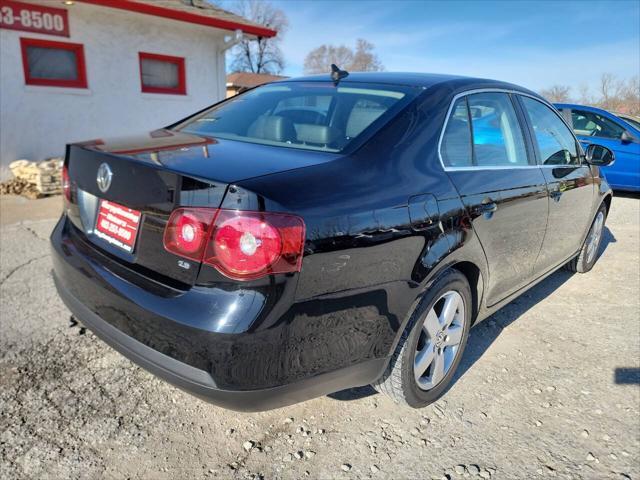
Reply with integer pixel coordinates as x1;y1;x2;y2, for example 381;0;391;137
330;64;349;84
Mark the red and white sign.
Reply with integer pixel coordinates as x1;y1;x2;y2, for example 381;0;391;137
94;200;142;253
0;0;69;37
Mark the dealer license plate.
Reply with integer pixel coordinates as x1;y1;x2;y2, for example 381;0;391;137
94;199;141;253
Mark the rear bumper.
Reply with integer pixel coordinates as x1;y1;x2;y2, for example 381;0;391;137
50;215;389;411
54;276;385;411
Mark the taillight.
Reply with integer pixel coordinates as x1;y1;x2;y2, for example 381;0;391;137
204;210;305;280
163;208;217;261
163;208;305;281
62;164;71;203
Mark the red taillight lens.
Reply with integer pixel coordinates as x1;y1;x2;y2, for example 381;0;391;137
205;210;305;279
211;214;282;275
163;208;217;261
162;208;305;280
62;165;71;203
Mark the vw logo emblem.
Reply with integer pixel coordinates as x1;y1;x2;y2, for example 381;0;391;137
96;163;113;193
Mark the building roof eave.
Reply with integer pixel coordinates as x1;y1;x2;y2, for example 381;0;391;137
79;0;278;38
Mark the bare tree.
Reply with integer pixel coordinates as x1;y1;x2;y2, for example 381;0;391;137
350;39;384;72
599;73;626;111
228;0;288;74
539;74;639;115
540;85;572;103
577;84;593;105
303;39;384;74
620;75;640;115
304;45;354;75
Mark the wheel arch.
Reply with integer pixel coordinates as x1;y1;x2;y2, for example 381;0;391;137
602;193;612;215
450;261;483;325
417;257;486;326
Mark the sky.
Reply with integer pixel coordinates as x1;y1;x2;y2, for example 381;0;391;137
224;0;640;96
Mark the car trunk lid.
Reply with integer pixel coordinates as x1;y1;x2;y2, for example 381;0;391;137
66;147;225;286
65;129;335;286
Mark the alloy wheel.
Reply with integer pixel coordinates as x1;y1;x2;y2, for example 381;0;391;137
414;290;465;390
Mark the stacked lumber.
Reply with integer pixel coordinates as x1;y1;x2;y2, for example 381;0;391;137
0;177;42;199
8;158;63;195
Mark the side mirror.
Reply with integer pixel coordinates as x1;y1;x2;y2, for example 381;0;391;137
585;144;615;167
621;131;634;144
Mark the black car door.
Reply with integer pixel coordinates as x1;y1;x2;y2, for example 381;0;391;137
516;96;595;274
440;91;548;306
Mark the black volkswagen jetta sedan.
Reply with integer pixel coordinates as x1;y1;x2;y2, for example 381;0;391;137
51;72;614;411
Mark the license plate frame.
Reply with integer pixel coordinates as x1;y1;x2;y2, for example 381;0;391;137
94;199;142;253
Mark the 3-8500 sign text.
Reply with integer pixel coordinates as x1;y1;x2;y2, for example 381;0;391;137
0;0;69;37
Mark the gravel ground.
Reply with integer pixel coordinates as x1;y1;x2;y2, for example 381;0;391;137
1;194;639;480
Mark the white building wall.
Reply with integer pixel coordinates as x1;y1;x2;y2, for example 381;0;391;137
0;2;228;179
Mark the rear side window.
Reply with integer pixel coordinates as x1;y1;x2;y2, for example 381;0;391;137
177;82;419;153
440;97;473;167
520;97;579;166
440;92;529;167
571;109;626;140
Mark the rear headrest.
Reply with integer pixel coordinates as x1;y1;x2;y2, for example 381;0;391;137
295;124;339;145
247;115;296;142
346;108;385;138
573;117;589;129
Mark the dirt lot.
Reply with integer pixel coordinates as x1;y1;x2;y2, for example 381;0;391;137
1;193;638;480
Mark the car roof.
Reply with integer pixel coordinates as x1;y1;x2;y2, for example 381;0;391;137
279;72;539;96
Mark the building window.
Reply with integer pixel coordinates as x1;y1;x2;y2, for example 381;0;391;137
20;38;87;88
139;52;186;95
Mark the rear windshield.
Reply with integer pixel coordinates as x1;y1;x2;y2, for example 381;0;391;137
175;82;420;153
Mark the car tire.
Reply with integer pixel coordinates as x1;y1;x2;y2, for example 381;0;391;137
564;203;607;274
372;269;472;408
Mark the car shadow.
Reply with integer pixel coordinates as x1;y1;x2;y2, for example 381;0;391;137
614;368;640;385
613;190;639;199
329;226;616;402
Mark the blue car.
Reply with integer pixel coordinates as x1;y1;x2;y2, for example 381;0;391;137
555;103;640;192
